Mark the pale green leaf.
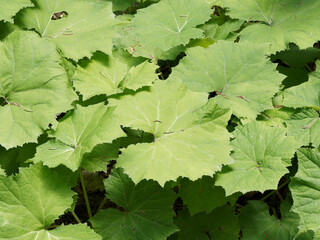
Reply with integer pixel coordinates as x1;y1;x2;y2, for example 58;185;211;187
132;0;212;52
109;80;232;185
15;0;117;60
0;163;76;239
173;206;240;240
73;52;157;100
283;66;320;111
10;224;102;240
32;104;125;171
170;41;284;120
215;121;299;195
0;0;33;22
286;108;320;147
179;176;240;215
290;148;320;233
222;0;320;53
90;168;178;240
240;200;299;240
0;31;76;149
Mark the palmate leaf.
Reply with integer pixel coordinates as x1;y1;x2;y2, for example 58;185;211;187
73;52;158;100
283;65;320;111
290;148;320;233
0;0;33;22
109;79;232;186
32;103;125;171
15;0;117;60
222;0;320;53
131;0;212;52
173;206;240;240
0;31;76;149
239;200;299;240
0;163;100;239
90;168;178;240
286;108;320;148
107;0;135;11
215;121;299;195
170;41;284;120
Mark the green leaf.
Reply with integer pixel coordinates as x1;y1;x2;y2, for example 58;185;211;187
32;103;125;171
0;163;77;239
131;0;212;52
283;65;320;111
286;108;320;147
13;224;102;240
170;41;284;120
239;200;299;240
15;0;117;60
90;168;178;240
290;148;320;233
0;31;76;149
215;121;298;195
0;0;33;22
109;80;232;185
72;52;157;100
179;176;240;215
222;0;320;53
173;205;240;240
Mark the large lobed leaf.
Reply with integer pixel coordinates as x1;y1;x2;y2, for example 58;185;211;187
170;41;284;120
240;200;299;240
215;121;299;195
131;0;212;52
32;103;125;171
0;0;33;22
0;31;76;149
222;0;320;53
90;168;178;240
73;52;158;100
0;163;102;239
15;0;117;60
290;148;320;234
109;79;233;185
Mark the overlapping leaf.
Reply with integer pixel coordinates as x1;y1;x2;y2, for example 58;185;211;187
222;0;320;53
240;200;299;240
15;0;117;60
170;41;284;120
286;108;320;147
179;176;240;215
131;0;212;52
32;103;125;171
0;0;33;22
215;121;298;195
109;79;232;185
90;168;178;240
0;163;84;239
0;31;76;149
283;67;320;110
290;148;320;233
73;52;157;100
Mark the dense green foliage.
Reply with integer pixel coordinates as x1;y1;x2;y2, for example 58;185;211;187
1;0;320;239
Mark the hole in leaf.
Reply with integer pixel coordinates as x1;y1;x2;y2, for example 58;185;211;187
51;11;68;20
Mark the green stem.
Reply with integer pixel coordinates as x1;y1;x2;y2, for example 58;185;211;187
71;210;81;223
305;64;313;72
79;169;92;218
97;196;108;213
261;180;289;201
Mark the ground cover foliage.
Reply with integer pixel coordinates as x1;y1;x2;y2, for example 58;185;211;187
0;0;320;239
